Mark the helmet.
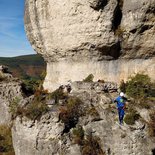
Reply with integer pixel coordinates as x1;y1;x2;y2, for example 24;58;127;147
120;92;124;97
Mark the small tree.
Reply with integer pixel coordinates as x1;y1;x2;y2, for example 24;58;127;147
125;73;151;100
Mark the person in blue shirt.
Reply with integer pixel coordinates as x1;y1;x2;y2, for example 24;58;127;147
114;92;127;125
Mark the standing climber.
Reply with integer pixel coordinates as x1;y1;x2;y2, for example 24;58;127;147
114;92;127;125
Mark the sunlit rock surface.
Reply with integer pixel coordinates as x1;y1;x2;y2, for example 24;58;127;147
12;82;155;155
25;0;155;91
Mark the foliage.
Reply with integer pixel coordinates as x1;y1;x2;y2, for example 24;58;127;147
9;97;21;119
124;109;140;125
0;125;14;154
0;54;46;80
0;73;5;82
125;73;151;100
72;126;104;155
73;126;84;145
23;101;49;121
119;80;126;93
10;89;50;121
87;107;100;121
59;97;83;133
120;73;155;109
81;135;105;155
21;69;47;97
21;77;42;96
83;74;94;82
23;89;49;120
49;88;68;104
147;82;155;97
0;54;45;70
148;111;155;137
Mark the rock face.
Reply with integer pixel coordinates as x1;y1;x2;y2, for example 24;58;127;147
12;113;64;155
121;0;155;58
0;66;23;124
12;82;155;155
25;0;155;91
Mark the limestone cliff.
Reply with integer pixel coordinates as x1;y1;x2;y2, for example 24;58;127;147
0;68;154;155
24;0;155;91
25;0;155;91
12;82;155;155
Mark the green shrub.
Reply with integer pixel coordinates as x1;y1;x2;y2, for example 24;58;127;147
124;109;140;125
12;89;50;121
0;125;14;154
125;73;151;100
23;98;49;121
147;83;155;97
59;97;83;133
23;102;49;121
21;77;41;96
73;126;84;145
83;74;94;82
120;73;155;109
9;97;21;119
0;73;5;82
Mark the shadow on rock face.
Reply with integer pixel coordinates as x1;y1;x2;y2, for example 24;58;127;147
152;148;155;155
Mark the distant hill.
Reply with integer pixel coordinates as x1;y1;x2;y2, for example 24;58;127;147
0;54;46;79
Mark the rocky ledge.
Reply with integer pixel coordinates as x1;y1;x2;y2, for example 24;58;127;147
11;81;155;155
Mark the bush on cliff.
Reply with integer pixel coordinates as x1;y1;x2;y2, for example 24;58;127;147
9;97;21;120
0;73;5;82
124;109;140;125
148;111;155;137
23;89;49;120
72;126;84;145
21;71;46;97
59;96;83;133
0;125;14;154
24;101;49;121
48;88;68;104
21;77;42;96
81;135;105;155
72;126;105;155
83;74;94;82
125;73;151;99
120;73;155;108
10;88;50;121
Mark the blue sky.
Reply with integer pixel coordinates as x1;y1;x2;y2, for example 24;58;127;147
0;0;35;57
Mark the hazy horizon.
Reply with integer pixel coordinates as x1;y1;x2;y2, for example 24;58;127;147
0;53;38;58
